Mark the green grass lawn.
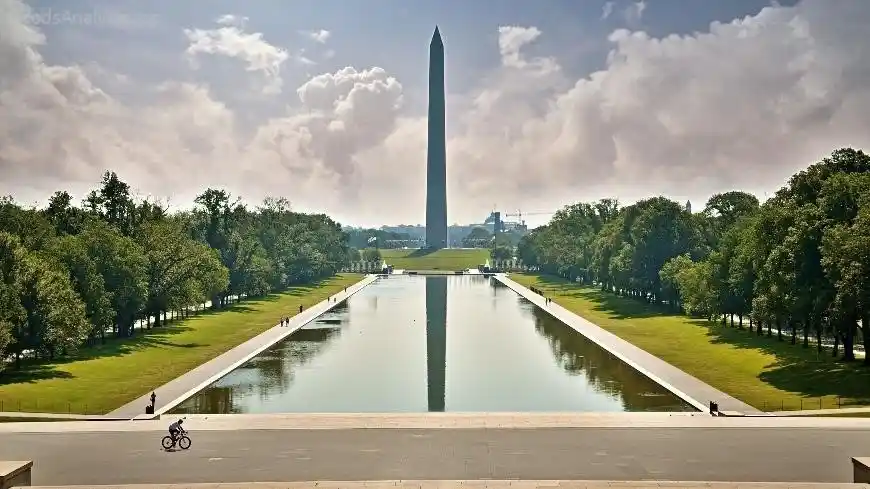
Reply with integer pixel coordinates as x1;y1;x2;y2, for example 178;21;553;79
379;248;489;270
510;273;870;411
0;274;363;415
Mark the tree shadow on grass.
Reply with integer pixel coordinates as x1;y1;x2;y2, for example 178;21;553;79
407;248;438;258
704;325;870;403
0;365;74;384
1;302;257;387
534;275;669;320
0;325;197;386
279;277;346;297
584;290;673;320
146;340;204;349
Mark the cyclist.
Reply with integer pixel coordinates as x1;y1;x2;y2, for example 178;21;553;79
168;418;186;441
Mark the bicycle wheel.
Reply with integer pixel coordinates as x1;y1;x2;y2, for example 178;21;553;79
161;436;174;450
178;436;191;450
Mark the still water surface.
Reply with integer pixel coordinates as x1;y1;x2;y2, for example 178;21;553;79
171;275;694;413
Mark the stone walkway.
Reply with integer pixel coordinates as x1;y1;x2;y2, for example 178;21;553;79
5;426;870;484
25;482;870;489
495;275;759;414
773;407;870;417
108;275;379;419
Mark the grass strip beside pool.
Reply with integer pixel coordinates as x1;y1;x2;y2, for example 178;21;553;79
0;274;364;414
379;248;489;270
509;273;870;411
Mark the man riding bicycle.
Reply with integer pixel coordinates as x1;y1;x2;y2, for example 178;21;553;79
168;418;185;441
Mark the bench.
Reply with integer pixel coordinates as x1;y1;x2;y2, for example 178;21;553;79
853;457;870;483
0;461;32;488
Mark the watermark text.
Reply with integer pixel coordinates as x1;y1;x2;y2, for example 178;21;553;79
25;7;156;28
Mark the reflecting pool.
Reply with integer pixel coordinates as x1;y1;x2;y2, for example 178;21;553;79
170;275;694;413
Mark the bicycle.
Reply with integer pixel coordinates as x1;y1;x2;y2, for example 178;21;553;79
161;431;192;450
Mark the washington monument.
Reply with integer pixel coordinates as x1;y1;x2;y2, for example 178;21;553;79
425;26;448;249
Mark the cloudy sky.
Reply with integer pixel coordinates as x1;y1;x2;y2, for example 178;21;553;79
2;0;869;228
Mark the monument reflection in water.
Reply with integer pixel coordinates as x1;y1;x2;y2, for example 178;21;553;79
170;275;694;414
426;276;447;412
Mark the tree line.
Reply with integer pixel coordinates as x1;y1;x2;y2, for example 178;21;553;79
517;148;870;364
0;172;350;372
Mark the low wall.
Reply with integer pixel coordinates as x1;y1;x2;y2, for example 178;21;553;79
22;481;870;488
0;461;32;488
854;457;870;483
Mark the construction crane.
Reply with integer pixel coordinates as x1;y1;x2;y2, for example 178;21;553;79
502;210;555;228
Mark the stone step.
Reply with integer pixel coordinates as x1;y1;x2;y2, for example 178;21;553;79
24;481;870;489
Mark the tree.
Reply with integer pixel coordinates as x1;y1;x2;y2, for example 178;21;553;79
822;195;870;364
85;171;135;235
18;253;90;359
78;221;148;339
0;197;56;250
524;147;870;363
362;248;382;263
677;259;718;318
491;245;512;261
0;232;89;365
703;191;760;238
45;191;89;236
462;227;491;248
44;234;114;344
0;171;353;376
140;219;228;327
0;232;28;370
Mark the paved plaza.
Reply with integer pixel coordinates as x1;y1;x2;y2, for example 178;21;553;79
3;415;870;485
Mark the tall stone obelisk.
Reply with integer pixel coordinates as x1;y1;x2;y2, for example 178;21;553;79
425;26;448;249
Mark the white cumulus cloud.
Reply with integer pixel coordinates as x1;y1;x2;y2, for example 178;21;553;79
1;0;870;227
622;1;647;26
304;29;331;44
184;17;288;94
601;2;615;20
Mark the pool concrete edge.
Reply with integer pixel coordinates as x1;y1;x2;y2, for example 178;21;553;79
109;274;380;419
495;274;760;415
10;411;870;433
